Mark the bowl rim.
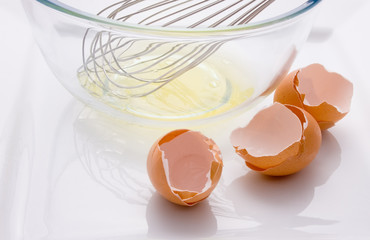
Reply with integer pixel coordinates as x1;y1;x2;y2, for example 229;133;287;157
36;0;321;34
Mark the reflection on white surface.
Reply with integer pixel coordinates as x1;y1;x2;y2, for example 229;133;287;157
146;193;217;239
52;105;343;239
224;132;340;237
37;103;343;239
74;108;154;205
2;0;370;239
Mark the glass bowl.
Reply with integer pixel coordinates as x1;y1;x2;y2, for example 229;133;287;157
22;0;321;125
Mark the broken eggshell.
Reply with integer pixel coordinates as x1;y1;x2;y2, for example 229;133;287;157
231;103;322;176
147;129;223;206
273;63;353;130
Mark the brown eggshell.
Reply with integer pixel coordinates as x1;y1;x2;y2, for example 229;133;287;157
147;129;223;206
231;103;322;176
273;70;304;108
274;64;353;130
262;105;322;176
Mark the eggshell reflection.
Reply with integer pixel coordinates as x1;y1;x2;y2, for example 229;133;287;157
274;63;353;130
231;103;322;176
147;129;223;206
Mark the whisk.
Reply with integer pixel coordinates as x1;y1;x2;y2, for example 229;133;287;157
79;0;275;99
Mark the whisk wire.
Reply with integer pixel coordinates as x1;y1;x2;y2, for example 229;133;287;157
153;0;222;27
239;0;275;25
80;0;276;98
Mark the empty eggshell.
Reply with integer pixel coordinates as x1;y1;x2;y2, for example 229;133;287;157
231;103;321;176
147;129;223;206
274;63;353;130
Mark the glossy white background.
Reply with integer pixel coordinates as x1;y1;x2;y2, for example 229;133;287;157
1;0;370;239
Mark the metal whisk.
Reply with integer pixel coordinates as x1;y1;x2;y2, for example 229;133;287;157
79;0;275;99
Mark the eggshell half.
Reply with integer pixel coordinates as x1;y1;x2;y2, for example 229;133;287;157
147;129;223;206
231;103;322;176
274;63;353;130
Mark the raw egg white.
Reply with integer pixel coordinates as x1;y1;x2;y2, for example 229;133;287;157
274;63;353;130
231;103;322;176
147;129;223;206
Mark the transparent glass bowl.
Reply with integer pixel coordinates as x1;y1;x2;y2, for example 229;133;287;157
22;0;321;125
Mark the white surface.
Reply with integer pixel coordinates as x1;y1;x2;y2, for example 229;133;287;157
1;1;370;239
